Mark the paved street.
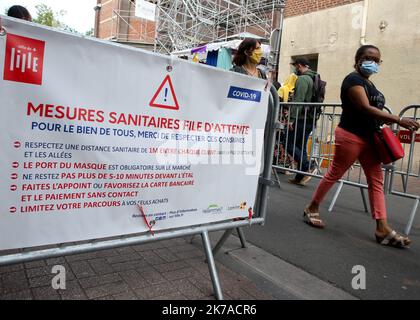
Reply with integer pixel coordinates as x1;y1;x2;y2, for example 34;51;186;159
0;237;272;300
244;172;420;300
2;0;420;304
1;173;418;300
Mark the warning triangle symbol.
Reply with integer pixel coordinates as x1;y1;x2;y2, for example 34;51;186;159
149;75;180;110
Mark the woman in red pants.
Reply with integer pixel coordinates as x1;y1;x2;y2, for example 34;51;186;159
303;45;419;248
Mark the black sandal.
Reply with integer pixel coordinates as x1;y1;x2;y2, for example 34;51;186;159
375;230;411;248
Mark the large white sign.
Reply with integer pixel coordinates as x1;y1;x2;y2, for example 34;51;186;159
135;0;156;21
0;17;268;250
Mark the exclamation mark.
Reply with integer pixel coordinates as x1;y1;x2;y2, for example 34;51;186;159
164;88;168;102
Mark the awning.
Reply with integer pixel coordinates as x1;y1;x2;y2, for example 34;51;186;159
171;39;270;58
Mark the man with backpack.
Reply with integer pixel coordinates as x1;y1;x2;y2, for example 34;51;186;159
287;57;326;186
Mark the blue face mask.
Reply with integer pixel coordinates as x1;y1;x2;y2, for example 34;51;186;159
360;60;379;76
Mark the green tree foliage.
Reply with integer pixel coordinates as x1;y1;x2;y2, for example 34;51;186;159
32;4;82;34
32;4;65;28
85;28;94;37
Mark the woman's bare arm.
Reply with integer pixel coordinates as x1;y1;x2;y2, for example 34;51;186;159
347;86;419;130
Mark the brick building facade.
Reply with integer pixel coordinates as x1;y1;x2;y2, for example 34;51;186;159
285;0;362;17
279;0;420;170
94;0;156;49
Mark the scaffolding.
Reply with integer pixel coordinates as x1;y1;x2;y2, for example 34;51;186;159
154;0;285;54
100;1;284;53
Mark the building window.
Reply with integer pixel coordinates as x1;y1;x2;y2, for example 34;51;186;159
291;54;319;72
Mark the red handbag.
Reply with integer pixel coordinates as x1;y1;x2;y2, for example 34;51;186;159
373;126;405;164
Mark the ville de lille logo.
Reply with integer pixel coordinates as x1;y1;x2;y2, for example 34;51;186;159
3;33;45;85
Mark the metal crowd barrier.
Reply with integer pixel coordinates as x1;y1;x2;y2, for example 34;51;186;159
211;85;280;255
271;102;420;226
273;102;372;213
388;105;420;235
0;77;279;300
